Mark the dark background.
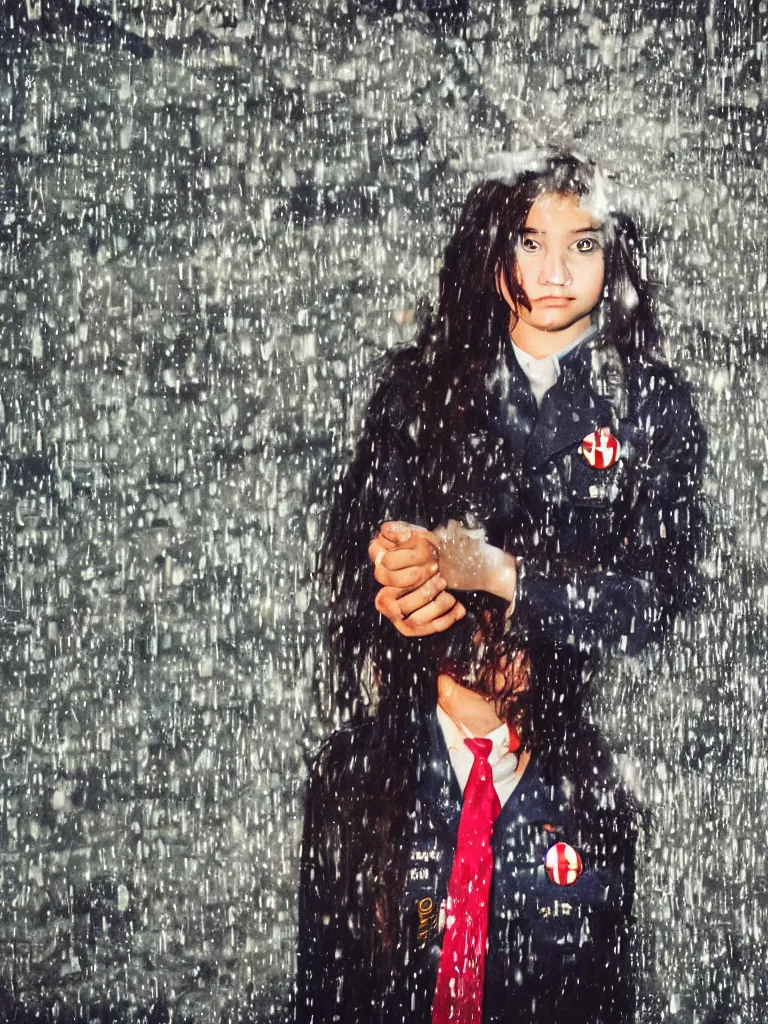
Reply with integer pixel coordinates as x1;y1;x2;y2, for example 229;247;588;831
0;0;766;1020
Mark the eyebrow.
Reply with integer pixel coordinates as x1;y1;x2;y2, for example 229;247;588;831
521;226;603;234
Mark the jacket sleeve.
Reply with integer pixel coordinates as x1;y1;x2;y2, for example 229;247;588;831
513;373;706;655
295;744;345;1024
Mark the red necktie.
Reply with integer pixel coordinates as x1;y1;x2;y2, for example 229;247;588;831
432;736;501;1024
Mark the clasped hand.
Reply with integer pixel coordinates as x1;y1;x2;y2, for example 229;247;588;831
368;520;518;638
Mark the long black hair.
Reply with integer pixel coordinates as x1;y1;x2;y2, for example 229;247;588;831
317;152;646;969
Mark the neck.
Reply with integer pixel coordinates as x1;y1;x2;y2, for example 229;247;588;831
509;312;593;358
437;673;504;737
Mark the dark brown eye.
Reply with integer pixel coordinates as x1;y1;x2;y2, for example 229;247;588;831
575;237;600;253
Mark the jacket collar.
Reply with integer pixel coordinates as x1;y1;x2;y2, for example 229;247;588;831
416;709;549;831
520;333;617;471
488;329;618;472
501;329;618;468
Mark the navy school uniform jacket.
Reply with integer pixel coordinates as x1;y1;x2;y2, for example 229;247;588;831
300;333;703;1019
363;332;706;657
296;712;636;1024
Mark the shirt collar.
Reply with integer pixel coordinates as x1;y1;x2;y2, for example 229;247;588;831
510;324;597;405
436;704;517;770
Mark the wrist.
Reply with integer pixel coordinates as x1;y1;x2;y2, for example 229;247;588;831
486;559;518;603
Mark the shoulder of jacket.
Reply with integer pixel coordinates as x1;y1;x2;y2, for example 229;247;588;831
629;353;688;393
627;354;697;416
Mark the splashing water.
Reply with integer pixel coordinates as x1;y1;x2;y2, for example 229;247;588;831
0;0;765;1020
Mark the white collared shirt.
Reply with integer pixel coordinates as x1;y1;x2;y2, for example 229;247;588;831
511;324;596;406
436;705;529;808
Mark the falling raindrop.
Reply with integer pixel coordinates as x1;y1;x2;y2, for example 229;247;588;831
0;0;764;1020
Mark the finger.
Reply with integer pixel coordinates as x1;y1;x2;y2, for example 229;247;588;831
380;521;442;552
379;521;415;543
368;535;397;566
396;600;467;637
375;562;438;590
379;545;438;573
376;584;466;637
395;576;448;617
401;590;462;627
375;586;408;623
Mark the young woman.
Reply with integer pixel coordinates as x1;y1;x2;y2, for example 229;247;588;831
298;152;706;1023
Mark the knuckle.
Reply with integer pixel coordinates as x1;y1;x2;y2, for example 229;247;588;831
376;590;397;615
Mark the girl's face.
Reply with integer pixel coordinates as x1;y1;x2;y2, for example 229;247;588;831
499;191;605;343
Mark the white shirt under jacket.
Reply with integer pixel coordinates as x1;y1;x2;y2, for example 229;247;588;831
510;324;596;406
436;705;529;809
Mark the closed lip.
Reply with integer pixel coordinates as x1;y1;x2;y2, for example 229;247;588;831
533;295;574;305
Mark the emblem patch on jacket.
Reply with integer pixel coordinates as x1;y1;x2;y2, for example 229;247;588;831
579;428;620;470
414;895;445;946
544;842;583;886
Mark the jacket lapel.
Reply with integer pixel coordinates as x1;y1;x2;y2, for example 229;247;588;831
415;711;463;835
524;339;615;471
485;343;538;456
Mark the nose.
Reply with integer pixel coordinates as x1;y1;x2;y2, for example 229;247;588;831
538;248;571;287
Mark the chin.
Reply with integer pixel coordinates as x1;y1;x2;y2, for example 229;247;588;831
536;319;578;333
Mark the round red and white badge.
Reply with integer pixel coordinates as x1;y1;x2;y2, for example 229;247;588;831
545;842;583;886
580;428;620;470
